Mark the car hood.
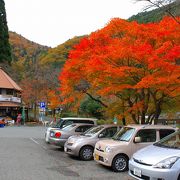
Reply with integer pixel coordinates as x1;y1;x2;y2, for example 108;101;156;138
95;139;128;150
133;145;180;165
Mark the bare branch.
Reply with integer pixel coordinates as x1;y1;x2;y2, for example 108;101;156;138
135;0;180;24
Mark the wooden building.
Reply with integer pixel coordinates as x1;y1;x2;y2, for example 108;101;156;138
0;67;22;118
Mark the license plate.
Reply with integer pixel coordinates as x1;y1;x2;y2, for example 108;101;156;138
95;154;99;160
64;147;67;152
133;168;141;177
50;132;54;137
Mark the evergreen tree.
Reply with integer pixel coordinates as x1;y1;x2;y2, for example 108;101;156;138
0;0;11;63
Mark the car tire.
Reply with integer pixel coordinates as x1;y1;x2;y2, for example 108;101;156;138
79;146;93;161
112;155;128;172
178;174;180;180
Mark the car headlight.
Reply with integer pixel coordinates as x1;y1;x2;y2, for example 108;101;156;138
153;156;179;169
105;146;112;153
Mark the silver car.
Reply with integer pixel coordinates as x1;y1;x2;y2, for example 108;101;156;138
129;130;180;180
45;117;97;143
49;123;94;147
64;125;121;160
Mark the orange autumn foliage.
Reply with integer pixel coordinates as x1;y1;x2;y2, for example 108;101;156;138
59;17;180;123
48;90;61;109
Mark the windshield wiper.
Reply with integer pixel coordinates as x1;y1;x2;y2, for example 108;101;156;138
119;139;128;142
112;137;127;141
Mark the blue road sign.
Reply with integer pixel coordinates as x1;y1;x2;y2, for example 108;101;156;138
40;102;46;108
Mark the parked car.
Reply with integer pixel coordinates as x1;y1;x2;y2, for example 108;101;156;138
0;117;6;127
129;130;180;180
0;116;14;126
49;123;94;147
45;117;97;143
94;125;176;172
64;124;121;160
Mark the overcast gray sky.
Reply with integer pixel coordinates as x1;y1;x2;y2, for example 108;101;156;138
4;0;147;47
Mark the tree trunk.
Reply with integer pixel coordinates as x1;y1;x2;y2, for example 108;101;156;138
154;102;162;124
26;107;29;121
141;112;146;124
33;102;37;121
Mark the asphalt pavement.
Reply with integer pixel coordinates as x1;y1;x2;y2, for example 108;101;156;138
0;126;134;180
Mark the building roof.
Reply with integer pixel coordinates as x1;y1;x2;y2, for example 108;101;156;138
0;67;22;91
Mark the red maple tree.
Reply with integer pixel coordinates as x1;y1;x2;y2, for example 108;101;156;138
59;17;180;124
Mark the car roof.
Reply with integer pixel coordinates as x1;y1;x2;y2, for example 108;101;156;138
51;123;94;132
126;124;176;130
61;117;97;121
97;124;121;128
65;123;94;126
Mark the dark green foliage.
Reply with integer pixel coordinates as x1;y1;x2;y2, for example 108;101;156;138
0;0;11;63
128;1;180;23
80;97;104;119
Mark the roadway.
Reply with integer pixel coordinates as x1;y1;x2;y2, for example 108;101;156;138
0;126;133;180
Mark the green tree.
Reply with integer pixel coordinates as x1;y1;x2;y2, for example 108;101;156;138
80;97;104;119
0;0;11;63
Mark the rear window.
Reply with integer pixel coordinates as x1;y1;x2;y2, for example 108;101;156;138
159;129;175;139
62;124;76;131
135;129;156;142
154;131;180;149
52;119;95;128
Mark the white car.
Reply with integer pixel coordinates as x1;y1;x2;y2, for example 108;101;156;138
129;130;180;180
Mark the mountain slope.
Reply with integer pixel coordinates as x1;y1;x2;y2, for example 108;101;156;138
40;35;86;68
128;1;180;23
9;31;49;62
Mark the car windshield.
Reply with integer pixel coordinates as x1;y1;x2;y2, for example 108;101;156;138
154;130;180;149
84;126;104;136
61;124;76;132
112;127;135;142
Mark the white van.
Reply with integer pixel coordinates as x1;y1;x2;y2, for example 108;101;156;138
45;117;97;143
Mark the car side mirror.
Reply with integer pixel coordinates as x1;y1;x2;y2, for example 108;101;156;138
99;133;105;138
134;137;141;143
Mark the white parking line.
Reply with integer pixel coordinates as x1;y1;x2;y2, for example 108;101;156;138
30;137;47;150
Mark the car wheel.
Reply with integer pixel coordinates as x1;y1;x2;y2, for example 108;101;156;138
79;146;93;161
178;174;180;180
112;155;128;172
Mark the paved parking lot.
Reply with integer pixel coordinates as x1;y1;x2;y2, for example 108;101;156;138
0;126;133;180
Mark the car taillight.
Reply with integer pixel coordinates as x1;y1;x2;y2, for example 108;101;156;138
55;132;61;138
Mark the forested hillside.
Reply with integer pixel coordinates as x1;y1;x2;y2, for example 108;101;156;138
9;31;49;62
7;32;49;82
128;1;180;23
40;35;86;67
